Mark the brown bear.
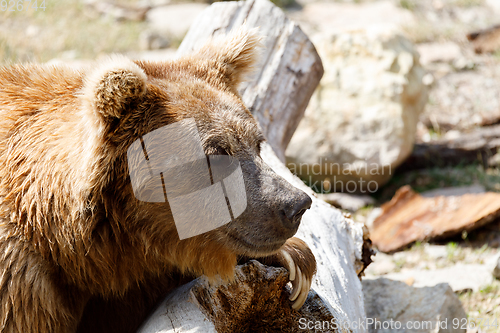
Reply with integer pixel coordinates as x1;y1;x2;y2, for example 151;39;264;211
0;28;316;333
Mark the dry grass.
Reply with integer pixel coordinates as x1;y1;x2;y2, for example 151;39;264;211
0;0;146;64
452;0;484;7
459;280;500;333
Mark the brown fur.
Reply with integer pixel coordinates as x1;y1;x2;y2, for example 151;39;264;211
467;24;500;54
0;29;315;332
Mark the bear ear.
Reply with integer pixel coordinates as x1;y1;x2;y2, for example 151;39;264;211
82;55;148;119
193;27;262;90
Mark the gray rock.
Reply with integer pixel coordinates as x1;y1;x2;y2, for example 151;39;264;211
286;31;428;191
486;0;500;13
363;278;467;333
363;252;396;276
420;185;486;198
423;244;448;260
139;30;170;50
421;65;500;131
365;207;382;230
381;264;494;293
493;254;500;280
84;0;150;21
128;49;177;62
417;42;463;66
146;4;209;41
139;0;171;6
288;1;415;37
317;192;375;212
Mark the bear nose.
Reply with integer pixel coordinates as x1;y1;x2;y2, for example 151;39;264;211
281;193;312;230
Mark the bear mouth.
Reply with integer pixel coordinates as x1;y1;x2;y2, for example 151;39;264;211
227;232;285;255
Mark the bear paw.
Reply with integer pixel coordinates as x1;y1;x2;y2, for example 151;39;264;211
277;237;316;310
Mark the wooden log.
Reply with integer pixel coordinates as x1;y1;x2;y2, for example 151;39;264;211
138;142;371;333
138;261;336;333
398;124;500;171
176;0;324;162
371;185;500;253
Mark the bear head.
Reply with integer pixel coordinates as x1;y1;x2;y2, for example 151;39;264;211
79;28;312;281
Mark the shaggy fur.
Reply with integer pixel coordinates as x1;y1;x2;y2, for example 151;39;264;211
0;29;316;332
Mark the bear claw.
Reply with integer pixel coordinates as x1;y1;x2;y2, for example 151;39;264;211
279;244;314;310
280;250;296;281
260;237;316;311
292;276;310;310
288;265;302;302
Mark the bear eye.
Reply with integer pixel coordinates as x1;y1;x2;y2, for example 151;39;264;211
256;139;265;155
211;146;229;156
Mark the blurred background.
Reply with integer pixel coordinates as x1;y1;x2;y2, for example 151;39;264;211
2;0;500;331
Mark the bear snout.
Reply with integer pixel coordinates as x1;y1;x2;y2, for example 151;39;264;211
279;191;312;232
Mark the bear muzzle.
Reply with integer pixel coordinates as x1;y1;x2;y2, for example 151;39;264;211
279;191;312;234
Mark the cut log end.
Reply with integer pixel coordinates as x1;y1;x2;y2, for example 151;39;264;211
191;260;336;333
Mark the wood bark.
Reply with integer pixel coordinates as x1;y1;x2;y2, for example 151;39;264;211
176;0;324;162
138;261;336;333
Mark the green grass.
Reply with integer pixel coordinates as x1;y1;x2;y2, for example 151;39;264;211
459;280;500;333
452;0;484;7
479;283;499;294
375;164;500;203
446;242;459;260
494;49;500;60
399;0;483;10
399;0;417;11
